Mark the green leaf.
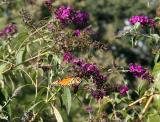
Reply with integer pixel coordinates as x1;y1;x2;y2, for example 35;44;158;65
15;47;26;65
11;31;28;50
53;106;63;122
133;22;141;30
154;95;160;109
0;63;7;75
154;53;160;63
0;113;8;120
0;80;4;89
155;17;160;22
1;88;11;118
153;62;160;91
28;101;44;111
151;34;160;43
0;63;7;88
62;87;72;114
147;114;160;122
138;80;148;96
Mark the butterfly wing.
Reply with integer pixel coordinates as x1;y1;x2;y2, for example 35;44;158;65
53;77;81;86
51;77;81;87
58;77;74;86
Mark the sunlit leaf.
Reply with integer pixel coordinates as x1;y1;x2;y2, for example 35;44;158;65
133;22;141;30
151;34;160;43
0;63;7;75
154;94;160;109
153;62;160;91
62;87;72;114
147;114;160;122
16;47;26;64
11;31;28;50
28;101;44;111
53;106;63;122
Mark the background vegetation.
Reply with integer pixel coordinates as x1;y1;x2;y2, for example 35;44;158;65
0;0;160;122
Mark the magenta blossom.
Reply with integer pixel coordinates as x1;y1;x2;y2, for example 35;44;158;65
55;6;89;26
91;89;106;101
73;10;89;25
63;52;107;88
129;64;145;78
129;15;155;27
74;29;81;36
63;52;74;62
72;58;83;66
0;23;17;38
55;6;74;24
119;86;129;95
129;63;153;83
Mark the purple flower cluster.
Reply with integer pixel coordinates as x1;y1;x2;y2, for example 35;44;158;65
63;52;107;81
55;6;74;24
129;64;145;78
55;6;89;25
0;23;17;38
73;10;89;25
119;86;129;95
129;64;153;83
129;15;155;27
91;89;106;101
63;52;74;63
73;29;81;36
73;26;96;37
63;52;107;100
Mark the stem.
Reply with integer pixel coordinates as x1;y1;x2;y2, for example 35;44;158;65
34;88;60;117
16;22;48;54
20;69;36;86
0;59;14;65
128;96;147;107
2;97;12;109
2;84;32;109
140;93;154;120
2;51;48;74
35;79;38;98
14;51;48;68
45;86;49;102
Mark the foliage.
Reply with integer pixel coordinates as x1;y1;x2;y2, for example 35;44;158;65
0;0;160;122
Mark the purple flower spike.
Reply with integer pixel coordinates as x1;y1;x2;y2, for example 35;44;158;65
129;63;153;83
73;10;89;25
81;63;90;71
63;52;74;62
4;23;17;34
62;52;108;97
129;15;155;27
55;6;74;24
129;64;145;78
0;23;17;38
91;89;106;101
86;64;99;75
72;58;83;66
119;86;129;95
74;29;81;36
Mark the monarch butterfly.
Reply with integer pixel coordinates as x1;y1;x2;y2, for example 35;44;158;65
52;77;81;86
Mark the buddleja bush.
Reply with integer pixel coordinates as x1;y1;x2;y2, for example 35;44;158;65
0;1;160;122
